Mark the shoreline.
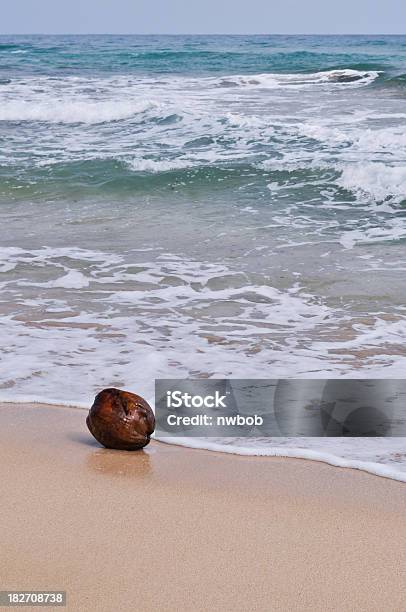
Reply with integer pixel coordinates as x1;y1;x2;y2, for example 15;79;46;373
1;402;406;611
1;398;406;483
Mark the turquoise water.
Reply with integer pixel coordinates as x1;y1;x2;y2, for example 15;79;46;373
2;34;406;76
0;35;406;405
1;35;406;199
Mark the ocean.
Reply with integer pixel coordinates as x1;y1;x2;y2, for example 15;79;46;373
1;34;406;479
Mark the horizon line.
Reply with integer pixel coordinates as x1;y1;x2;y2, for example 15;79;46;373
0;32;405;37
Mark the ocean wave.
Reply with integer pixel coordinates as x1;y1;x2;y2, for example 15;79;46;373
0;160;266;200
126;158;194;173
213;69;380;89
0;43;23;51
0;98;155;124
338;163;406;205
0;60;404;213
0;68;379;126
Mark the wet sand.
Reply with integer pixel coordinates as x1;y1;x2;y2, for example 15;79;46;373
1;402;406;612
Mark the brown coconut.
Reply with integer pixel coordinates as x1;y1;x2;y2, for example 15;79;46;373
87;388;155;450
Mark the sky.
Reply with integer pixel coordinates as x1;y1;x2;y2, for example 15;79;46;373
1;0;406;35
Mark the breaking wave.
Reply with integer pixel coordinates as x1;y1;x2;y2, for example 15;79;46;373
0;69;380;124
0;98;155;124
214;69;380;89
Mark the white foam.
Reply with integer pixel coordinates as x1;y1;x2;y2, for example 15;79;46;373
0;245;405;396
0;99;154;124
0;69;378;129
41;270;90;289
338;163;406;204
213;69;379;89
126;158;192;173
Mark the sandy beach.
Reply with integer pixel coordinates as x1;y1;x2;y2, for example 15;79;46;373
1;401;406;612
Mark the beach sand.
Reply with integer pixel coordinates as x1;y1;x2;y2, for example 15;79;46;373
1;402;406;612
